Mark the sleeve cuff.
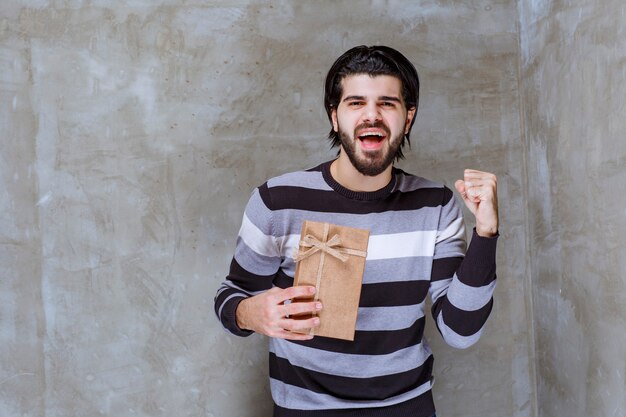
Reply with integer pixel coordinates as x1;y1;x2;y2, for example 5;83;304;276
222;296;254;337
467;228;499;265
455;228;498;287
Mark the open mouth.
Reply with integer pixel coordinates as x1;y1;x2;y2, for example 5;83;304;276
357;129;387;150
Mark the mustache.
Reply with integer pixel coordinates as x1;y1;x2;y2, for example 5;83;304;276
354;121;391;136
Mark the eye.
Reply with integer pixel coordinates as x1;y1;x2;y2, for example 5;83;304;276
348;101;365;107
381;101;396;107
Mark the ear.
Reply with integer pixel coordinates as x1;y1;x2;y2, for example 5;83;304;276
331;107;339;132
404;107;416;134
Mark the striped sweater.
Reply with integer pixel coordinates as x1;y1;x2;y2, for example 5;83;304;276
214;160;498;417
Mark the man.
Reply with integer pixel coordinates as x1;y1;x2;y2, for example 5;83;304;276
214;45;499;417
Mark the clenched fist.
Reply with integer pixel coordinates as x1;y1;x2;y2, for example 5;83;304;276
454;169;499;238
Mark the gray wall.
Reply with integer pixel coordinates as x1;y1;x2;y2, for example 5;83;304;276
0;1;622;416
519;0;626;416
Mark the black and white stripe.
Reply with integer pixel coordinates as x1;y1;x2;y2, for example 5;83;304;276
214;161;498;415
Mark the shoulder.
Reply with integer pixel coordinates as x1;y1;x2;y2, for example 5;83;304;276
265;163;331;190
393;167;455;206
257;162;333;210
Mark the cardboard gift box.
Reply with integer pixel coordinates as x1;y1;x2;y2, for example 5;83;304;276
292;220;370;341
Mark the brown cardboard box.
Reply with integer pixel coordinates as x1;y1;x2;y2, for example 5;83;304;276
292;221;370;341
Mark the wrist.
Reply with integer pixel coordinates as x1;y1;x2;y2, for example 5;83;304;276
235;298;250;331
476;223;498;238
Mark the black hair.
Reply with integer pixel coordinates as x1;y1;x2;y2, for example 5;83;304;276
323;45;420;161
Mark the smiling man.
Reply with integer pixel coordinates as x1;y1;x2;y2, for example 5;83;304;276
214;45;499;417
330;73;415;190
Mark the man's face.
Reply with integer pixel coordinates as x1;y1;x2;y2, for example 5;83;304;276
331;74;416;177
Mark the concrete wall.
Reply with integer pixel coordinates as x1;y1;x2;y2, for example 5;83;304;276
1;1;534;416
519;1;626;416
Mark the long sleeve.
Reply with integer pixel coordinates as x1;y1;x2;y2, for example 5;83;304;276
214;186;281;336
429;187;498;349
213;163;497;413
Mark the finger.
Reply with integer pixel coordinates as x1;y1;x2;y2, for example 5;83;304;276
457;181;490;205
463;172;498;186
456;179;480;201
273;285;316;303
272;329;315;341
463;168;496;177
284;301;322;317
455;180;474;203
280;316;321;332
466;186;482;200
463;170;489;178
455;180;477;210
464;181;496;199
454;179;466;195
464;181;494;191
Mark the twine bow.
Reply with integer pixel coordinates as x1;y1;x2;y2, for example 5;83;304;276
294;223;367;263
293;223;367;335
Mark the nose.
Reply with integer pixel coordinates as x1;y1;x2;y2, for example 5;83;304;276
362;102;381;123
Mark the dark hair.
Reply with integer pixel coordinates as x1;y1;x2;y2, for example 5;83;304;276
324;45;420;161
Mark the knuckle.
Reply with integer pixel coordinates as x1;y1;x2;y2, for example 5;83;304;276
264;292;279;304
283;286;299;299
309;318;321;328
295;286;309;297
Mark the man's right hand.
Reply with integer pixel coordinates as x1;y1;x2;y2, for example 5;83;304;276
236;286;322;340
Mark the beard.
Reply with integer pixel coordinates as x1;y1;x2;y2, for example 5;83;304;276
338;121;404;177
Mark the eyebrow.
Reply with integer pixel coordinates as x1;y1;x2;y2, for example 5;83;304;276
342;95;402;103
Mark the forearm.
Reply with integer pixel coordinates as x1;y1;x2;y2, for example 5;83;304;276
235;296;254;331
214;284;254;337
214;256;275;337
432;229;498;348
455;228;498;286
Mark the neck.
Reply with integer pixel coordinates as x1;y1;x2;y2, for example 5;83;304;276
330;152;393;192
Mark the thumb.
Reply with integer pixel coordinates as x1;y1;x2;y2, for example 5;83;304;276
454;179;477;214
454;179;466;197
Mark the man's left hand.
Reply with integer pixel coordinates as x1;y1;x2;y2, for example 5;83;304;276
454;169;499;238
